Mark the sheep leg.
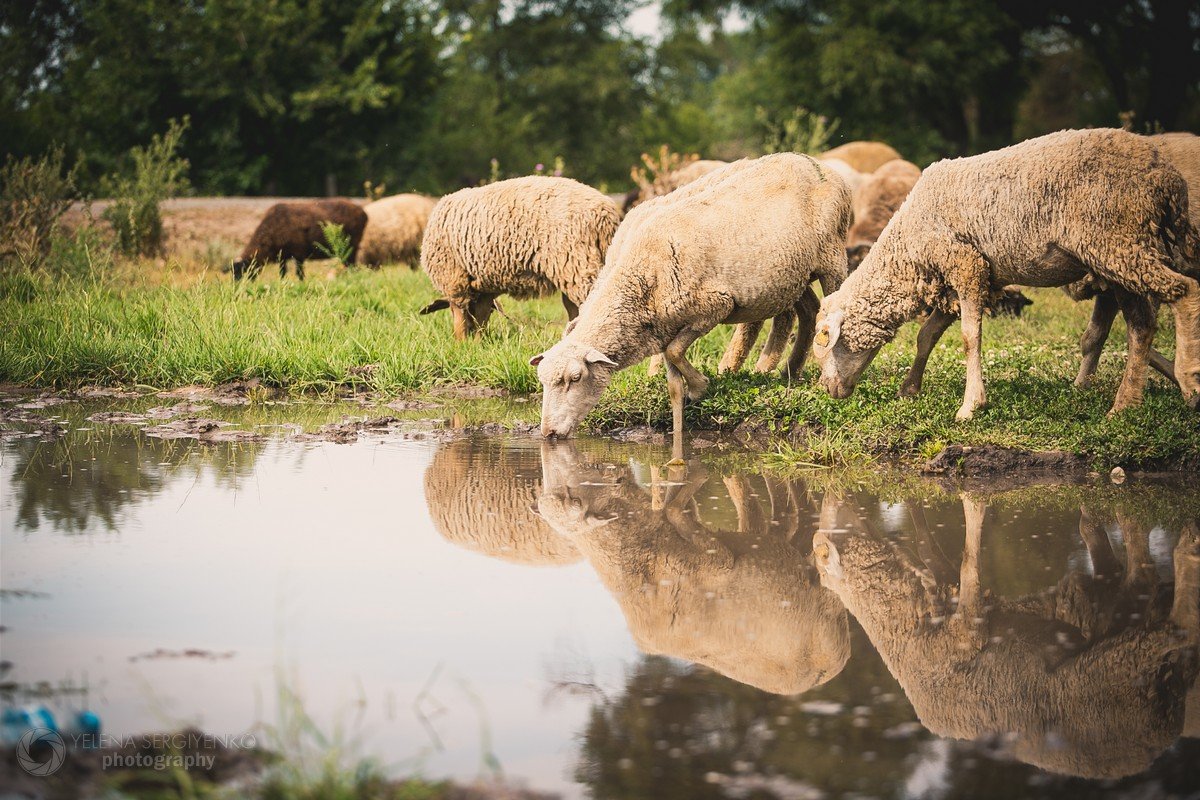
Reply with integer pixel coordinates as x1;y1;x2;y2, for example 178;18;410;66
1109;290;1156;414
1168;277;1200;409
955;494;986;633
561;294;579;321
754;311;795;372
955;294;988;420
279;259;289;280
1078;506;1121;578
784;287;821;379
1116;511;1157;593
719;322;762;373
725;475;766;533
451;294;498;339
901;308;956;397
1075;292;1119;388
646;354;664;377
1170;521;1200;639
663;327;711;462
295;259;305;281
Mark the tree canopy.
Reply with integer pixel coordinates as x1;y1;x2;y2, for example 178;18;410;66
3;0;1196;195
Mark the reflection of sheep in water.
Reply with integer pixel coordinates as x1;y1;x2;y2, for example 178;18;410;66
423;439;580;566
535;442;849;695
814;496;1200;779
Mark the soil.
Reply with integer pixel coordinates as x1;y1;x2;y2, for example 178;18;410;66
922;444;1089;476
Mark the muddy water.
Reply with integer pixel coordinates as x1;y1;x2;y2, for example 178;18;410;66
2;400;1200;798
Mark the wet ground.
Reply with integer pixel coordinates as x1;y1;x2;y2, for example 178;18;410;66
2;393;1199;798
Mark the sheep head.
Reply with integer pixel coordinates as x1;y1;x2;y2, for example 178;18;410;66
813;306;880;399
531;341;618;438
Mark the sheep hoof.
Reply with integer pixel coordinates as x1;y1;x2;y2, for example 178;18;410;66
898;383;920;398
955;406;976;422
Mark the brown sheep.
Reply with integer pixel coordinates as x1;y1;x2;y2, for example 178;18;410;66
232;199;367;281
818;141;903;173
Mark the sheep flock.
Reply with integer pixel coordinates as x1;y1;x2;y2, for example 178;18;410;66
230;128;1200;441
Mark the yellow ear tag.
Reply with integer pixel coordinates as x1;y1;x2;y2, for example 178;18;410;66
814;330;830;347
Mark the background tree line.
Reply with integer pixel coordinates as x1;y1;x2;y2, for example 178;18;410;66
2;0;1196;197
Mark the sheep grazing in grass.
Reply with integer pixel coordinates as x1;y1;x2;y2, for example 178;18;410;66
232;199;366;281
818;140;903;174
899;131;1200;408
814;496;1199;779
536;442;849;695
423;439;580;566
419;176;620;339
622;158;728;214
845;159;921;269
813;128;1200;420
532;153;851;447
359;193;439;268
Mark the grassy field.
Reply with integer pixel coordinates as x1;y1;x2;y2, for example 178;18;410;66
2;257;1199;469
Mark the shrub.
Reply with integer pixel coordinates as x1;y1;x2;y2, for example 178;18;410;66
317;222;354;266
0;146;80;267
101;117;191;257
629;145;698;196
757;106;840;155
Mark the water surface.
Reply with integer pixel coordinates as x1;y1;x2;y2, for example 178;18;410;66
2;399;1199;798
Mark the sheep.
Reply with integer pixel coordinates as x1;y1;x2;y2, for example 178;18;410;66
813;495;1199;779
845;158;921;269
818;140;903;174
819;157;867;194
532;153;851;448
535;441;849;694
231;199;366;281
813;128;1200;421
622;158;728;214
896;132;1200;409
358;193;439;268
419;176;621;339
423;438;580;566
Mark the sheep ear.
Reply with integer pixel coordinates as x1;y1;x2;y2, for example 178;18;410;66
564;318;578;335
814;312;843;351
529;353;545;367
420;298;450;315
585;349;617;367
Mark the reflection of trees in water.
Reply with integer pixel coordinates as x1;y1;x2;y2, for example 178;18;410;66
5;430;265;533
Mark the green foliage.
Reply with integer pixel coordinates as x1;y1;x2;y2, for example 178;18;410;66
316;223;354;267
0;145;80;267
756;106;839;155
100;118;191;257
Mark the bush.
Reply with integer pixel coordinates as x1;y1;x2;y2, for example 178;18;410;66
0;146;80;267
101;118;191;257
757;106;840;155
317;222;354;266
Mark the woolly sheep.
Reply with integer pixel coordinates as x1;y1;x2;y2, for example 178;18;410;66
818;140;903;174
899;132;1199;410
359;193;439;268
813;128;1200;421
845;158;921;268
531;153;852;445
232;199;366;280
419;176;621;339
819;157;867;194
622;158;728;213
814;496;1199;779
423;439;580;566
535;442;849;694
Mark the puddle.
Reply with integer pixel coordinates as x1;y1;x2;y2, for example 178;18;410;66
2;398;1199;798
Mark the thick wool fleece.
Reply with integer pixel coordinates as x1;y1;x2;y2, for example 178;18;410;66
239;199;367;265
827;128;1195;354
421;176;620;308
819;141;903;174
568;153;852;367
359;193;439;266
846;159;922;248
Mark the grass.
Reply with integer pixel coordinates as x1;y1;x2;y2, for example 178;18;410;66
3;254;1199;469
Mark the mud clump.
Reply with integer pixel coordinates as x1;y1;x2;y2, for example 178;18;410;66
143;417;264;443
923;444;1088;477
